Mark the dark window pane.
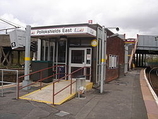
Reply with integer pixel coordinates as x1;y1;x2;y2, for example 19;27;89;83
71;50;84;63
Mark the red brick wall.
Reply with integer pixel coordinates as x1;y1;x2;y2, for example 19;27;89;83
106;32;125;82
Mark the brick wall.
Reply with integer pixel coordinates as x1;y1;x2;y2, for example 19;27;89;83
106;31;125;82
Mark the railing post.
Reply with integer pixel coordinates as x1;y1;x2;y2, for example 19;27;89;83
52;83;55;105
70;75;72;94
1;70;4;97
40;71;43;89
17;79;20;99
16;70;19;99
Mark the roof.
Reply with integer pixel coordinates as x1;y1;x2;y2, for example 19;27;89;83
31;23;101;30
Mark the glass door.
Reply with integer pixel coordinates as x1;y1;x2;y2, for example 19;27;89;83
69;48;92;79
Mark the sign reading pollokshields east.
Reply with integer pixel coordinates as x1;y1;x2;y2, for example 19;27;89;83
9;29;26;49
31;26;96;36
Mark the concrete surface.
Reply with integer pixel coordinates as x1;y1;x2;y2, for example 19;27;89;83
20;80;76;105
0;69;154;119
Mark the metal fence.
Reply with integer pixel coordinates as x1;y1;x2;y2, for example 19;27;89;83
0;69;18;97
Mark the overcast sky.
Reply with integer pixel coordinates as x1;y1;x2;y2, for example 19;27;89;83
0;0;158;38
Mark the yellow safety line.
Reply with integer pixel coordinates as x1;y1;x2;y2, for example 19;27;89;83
55;93;76;105
20;89;40;98
19;80;72;104
19;82;55;98
19;97;53;104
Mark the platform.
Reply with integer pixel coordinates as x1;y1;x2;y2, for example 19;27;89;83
1;69;158;119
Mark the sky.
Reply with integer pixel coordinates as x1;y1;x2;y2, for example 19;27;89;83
0;0;158;38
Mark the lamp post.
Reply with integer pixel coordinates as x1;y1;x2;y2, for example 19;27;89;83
99;26;119;93
22;25;31;90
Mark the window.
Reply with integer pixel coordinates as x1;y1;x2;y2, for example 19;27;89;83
58;40;66;62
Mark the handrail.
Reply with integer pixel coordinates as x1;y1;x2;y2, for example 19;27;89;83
17;65;91;105
18;64;64;79
52;66;91;104
17;64;66;99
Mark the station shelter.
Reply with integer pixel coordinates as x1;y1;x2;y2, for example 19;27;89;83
31;23;125;84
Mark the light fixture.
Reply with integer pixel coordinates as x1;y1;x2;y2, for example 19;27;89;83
105;27;119;31
59;35;67;41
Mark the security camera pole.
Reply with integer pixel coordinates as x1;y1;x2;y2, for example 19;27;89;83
22;25;31;90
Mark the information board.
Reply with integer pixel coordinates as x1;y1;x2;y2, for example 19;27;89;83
9;29;26;49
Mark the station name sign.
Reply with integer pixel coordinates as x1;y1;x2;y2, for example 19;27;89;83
31;26;96;36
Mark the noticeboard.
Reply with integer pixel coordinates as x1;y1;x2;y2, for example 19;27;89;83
9;29;26;49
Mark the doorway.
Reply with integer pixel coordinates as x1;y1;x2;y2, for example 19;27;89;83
69;48;92;80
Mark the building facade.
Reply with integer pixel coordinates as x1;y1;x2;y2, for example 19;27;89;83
0;23;125;84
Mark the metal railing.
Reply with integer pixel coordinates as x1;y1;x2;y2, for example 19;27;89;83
0;69;18;97
17;65;91;105
52;66;91;104
17;64;65;99
129;38;138;69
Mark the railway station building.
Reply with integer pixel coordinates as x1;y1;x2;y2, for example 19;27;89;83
0;23;125;84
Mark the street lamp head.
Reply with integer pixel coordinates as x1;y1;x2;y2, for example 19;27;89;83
116;27;119;31
105;27;119;31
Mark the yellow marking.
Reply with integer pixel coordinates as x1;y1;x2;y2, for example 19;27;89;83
125;41;135;44
91;39;98;47
20;97;53;104
20;93;76;105
19;82;55;98
19;80;93;105
20;89;40;98
25;57;31;61
86;82;93;91
101;59;105;62
55;93;76;105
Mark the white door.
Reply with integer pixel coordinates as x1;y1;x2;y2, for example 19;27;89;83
69;48;92;79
